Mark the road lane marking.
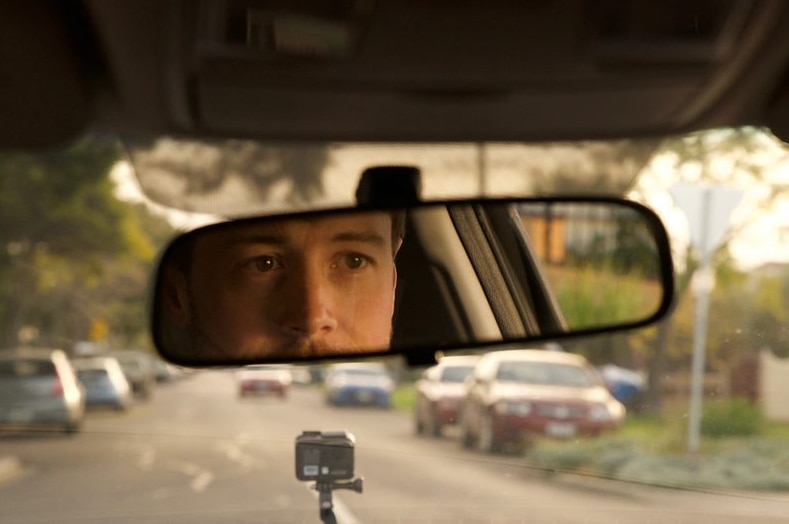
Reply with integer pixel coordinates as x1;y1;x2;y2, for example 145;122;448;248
0;456;23;485
168;461;215;493
219;438;266;470
191;471;214;492
139;447;155;470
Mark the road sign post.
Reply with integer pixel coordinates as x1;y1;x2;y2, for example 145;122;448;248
669;183;743;467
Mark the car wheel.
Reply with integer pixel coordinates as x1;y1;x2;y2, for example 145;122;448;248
510;433;534;456
64;419;82;434
459;410;475;449
423;405;441;438
415;414;425;435
477;411;500;454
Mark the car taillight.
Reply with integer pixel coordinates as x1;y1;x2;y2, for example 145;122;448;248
51;374;64;396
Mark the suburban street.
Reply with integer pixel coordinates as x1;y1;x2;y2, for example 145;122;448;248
1;370;788;524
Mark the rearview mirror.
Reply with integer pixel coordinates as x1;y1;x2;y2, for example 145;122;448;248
151;198;673;366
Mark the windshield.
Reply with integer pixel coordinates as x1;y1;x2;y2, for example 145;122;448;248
4;128;789;523
440;366;474;383
495;361;596;388
337;369;386;378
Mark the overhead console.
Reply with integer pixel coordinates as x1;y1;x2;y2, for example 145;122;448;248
6;1;789;146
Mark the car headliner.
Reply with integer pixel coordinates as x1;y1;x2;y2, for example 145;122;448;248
3;1;789;148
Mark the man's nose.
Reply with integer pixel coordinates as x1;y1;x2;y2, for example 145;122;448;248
279;269;338;337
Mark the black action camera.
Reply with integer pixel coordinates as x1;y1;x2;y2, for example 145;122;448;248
295;431;355;482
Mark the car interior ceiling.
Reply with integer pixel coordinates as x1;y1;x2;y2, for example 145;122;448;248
5;1;789;148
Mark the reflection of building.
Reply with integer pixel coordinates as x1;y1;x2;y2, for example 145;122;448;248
747;262;789;421
518;204;624;265
761;350;789;421
520;210;567;264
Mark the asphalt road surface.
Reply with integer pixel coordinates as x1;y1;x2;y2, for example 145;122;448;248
1;371;788;524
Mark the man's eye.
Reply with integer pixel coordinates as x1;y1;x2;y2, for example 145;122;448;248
341;253;370;270
247;255;282;272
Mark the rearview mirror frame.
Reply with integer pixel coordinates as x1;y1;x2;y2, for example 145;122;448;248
150;196;674;367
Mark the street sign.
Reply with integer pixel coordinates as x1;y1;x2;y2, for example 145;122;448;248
669;183;744;260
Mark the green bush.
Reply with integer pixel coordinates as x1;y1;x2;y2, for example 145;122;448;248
526;442;595;473
701;398;763;438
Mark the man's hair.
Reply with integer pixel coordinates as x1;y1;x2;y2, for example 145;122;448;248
391;210;406;254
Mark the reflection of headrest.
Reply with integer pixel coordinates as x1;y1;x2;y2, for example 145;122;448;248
356;166;422;206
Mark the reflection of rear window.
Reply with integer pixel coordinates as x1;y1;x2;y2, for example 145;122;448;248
496;361;594;388
120;361;141;371
342;369;385;378
440;366;474;383
77;369;109;380
0;360;56;377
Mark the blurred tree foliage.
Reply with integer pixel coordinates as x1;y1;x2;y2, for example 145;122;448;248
0;138;173;351
625;128;789;414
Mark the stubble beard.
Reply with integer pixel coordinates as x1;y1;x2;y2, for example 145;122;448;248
185;294;393;360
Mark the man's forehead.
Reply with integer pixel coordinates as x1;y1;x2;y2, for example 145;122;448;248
203;212;392;247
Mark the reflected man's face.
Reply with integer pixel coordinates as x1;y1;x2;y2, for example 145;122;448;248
165;213;400;359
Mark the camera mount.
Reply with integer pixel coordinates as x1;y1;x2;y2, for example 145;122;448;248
295;431;363;524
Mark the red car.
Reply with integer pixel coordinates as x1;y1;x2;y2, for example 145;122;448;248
415;355;479;437
237;366;292;399
460;349;625;454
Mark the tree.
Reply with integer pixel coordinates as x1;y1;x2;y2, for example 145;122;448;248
628;127;789;414
0;137;173;350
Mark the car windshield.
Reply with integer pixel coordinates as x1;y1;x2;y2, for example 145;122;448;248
440;366;474;383
496;361;595;388
76;369;108;379
5;127;789;523
339;369;385;377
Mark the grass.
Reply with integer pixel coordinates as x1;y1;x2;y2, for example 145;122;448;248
523;410;789;491
392;384;416;411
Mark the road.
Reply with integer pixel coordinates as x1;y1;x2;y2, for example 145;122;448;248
1;370;788;523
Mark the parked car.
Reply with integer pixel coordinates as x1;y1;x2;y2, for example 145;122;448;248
460;349;625;454
73;357;132;411
0;348;85;434
152;358;182;383
237;366;292;399
599;364;647;409
288;366;313;386
415;355;479;437
107;351;156;400
324;362;394;408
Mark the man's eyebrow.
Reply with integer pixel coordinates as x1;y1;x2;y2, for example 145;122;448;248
330;231;387;246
